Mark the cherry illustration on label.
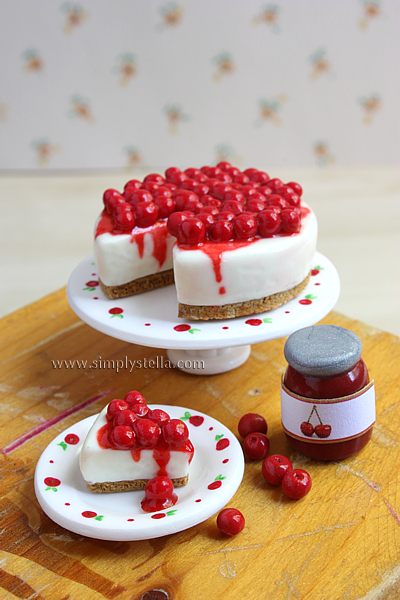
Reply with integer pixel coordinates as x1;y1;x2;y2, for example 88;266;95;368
300;405;331;438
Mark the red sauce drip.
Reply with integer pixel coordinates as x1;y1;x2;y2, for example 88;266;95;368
95;211;114;238
219;286;226;295
131;449;141;462
142;494;178;513
134;230;146;258
97;423;113;448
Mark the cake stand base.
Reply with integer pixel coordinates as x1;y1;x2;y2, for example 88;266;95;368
167;345;251;375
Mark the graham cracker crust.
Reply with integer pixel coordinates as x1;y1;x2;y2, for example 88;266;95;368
86;473;189;493
99;269;174;299
178;273;311;320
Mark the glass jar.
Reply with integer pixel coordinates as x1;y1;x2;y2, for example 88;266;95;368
281;325;375;460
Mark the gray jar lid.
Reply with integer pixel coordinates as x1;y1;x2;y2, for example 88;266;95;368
284;325;363;377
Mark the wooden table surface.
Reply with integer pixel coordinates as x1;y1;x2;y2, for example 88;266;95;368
1;289;400;600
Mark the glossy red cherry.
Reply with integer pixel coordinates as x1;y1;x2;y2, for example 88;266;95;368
153;185;172;198
131;402;149;417
300;422;314;436
147;409;171;425
113;204;136;230
216;161;233;171
196;212;215;232
246;198;266;213
262;454;293;485
113;409;138;428
110;425;136;449
165;167;188;184
214;170;232;182
133;201;159;227
162;419;189;448
167;211;190;237
216;210;235;222
208;180;233;199
249;170;270;184
258;209;281;236
103;189;125;213
275;186;301;207
238;413;268;438
141;180;159;193
172;189;199;211
243;168;259;179
243;432;270;460
222;189;246;204
184;198;204;213
267;195;290;210
281;208;301;233
222;200;245;215
123;179;142;191
177;218;206;246
144;475;174;500
133;419;161;448
217;508;245;536
210;220;234;242
125;188;153;206
184;167;208;181
314;424;332;438
106;399;130;422
200;165;222;178
265;177;283;191
232;172;250;184
154;196;175;218
124;390;146;405
201;195;222;208
282;469;312;499
233;214;258;239
143;173;165;185
286;181;303;196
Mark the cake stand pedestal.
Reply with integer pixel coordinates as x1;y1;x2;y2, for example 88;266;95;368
67;251;340;375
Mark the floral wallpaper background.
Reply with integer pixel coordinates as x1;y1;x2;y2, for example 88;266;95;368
0;0;399;171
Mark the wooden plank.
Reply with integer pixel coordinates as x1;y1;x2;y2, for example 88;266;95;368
1;289;399;599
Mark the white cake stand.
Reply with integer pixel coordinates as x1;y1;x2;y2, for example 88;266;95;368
66;252;340;375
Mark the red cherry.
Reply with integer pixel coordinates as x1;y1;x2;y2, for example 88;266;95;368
222;189;246;204
167;211;190;237
281;208;301;233
177;218;206;246
286;181;303;196
222;200;245;215
144;476;174;500
133;201;159;227
216;161;233;171
258;209;281;236
210;220;234;242
215;210;235;222
200;206;220;216
243;168;260;178
162;419;189;448
208;180;233;199
125;188;153;206
184;198;204;213
217;508;245;536
258;185;272;196
110;425;136;449
106;399;130;422
267;195;290;210
113;409;138;428
243;432;270;460
300;422;314;436
123;179;142;191
233;214;258;239
314;424;332;438
275;186;301;207
238;413;268;438
262;455;293;485
153;185;172;198
249;170;270;184
265;177;283;191
113;204;136;230
200;165;222;178
143;173;165;185
184;167;208;182
165;167;188;184
131;403;149;417
147;409;171;425
124;390;146;405
201;195;222;208
196;212;215;232
141;180;160;193
172;189;199;211
154;196;175;219
103;189;125;213
245;198;266;213
282;469;312;499
214;171;232;182
133;419;160;448
232;172;250;184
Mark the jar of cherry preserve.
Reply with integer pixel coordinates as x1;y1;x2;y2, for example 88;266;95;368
281;325;375;460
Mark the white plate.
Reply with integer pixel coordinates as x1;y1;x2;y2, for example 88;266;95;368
66;251;340;351
34;406;245;541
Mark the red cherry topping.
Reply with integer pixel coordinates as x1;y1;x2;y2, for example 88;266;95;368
282;469;312;499
262;454;293;485
208;180;233;199
131;402;149;417
281;208;301;233
222;200;245;215
113;204;136;230
144;475;174;499
154;196;175;219
196;212;215;232
153;185;172;198
249;170;270;184
147;409;171;425
133;201;159;228
172;189;199;211
184;167;208;181
210;220;234;242
215;211;235;222
125;188;153;206
110;425;136;449
233;214;258;239
286;181;303;196
106;399;130;422
123;179;142;191
232;172;250;184
238;413;268;438
222;189;246;204
162;419;189;448
265;177;283;191
216;161;233;171
184;198;204;213
113;409;138;428
246;198;266;213
243;168;259;178
200;165;222;178
167;211;190;237
243;432;270;460
201;195;222;208
103;189;125;213
258;209;281;236
214;170;232;183
141;180;160;193
143;173;165;185
133;419;160;448
165;167;187;184
267;195;289;210
177;218;206;246
124;390;146;405
217;508;245;536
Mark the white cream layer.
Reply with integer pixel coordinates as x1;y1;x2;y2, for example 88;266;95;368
173;204;318;306
79;406;192;485
94;219;175;287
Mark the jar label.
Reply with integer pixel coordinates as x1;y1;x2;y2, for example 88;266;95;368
281;380;375;443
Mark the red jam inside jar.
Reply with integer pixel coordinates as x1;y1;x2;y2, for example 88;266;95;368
281;325;375;461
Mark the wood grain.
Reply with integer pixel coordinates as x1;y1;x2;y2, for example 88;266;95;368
1;288;399;599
